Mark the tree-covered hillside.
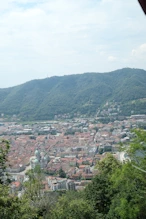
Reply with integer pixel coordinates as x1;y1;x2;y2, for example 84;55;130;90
0;68;146;120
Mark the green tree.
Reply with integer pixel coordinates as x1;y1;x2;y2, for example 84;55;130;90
106;129;146;219
58;168;66;178
24;165;58;218
84;154;121;216
126;129;146;168
0;184;38;219
107;162;146;219
0;140;10;184
51;192;98;219
0;140;37;219
96;153;121;176
24;168;43;203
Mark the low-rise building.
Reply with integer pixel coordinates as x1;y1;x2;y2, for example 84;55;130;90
47;176;75;191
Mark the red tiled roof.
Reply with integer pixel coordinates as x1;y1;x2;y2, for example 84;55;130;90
11;181;21;188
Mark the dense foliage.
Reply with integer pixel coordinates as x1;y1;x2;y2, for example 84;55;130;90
0;140;38;219
0;68;146;120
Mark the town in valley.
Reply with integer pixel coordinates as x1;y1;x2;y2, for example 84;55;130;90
0;108;146;196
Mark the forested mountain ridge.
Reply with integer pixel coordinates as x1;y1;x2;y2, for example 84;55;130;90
0;68;146;120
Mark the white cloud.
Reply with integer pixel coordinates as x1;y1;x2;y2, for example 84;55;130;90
132;44;146;58
0;0;145;87
108;56;117;62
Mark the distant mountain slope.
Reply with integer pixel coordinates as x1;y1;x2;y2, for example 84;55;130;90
0;68;146;120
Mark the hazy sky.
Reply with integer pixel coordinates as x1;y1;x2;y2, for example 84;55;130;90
0;0;146;88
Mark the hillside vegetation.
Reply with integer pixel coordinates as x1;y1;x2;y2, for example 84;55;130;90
0;68;146;120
